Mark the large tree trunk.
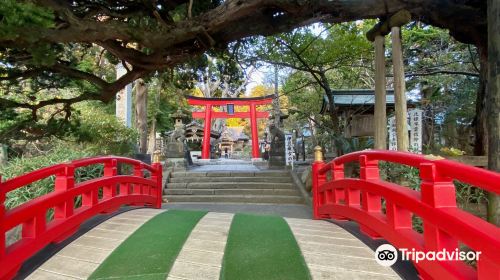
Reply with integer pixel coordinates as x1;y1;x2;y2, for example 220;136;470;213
273;65;282;128
147;87;160;155
391;27;409;152
134;79;148;154
147;123;156;155
487;0;500;226
474;53;488;156
374;35;387;150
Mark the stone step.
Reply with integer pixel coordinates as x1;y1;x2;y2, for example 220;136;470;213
164;195;304;204
170;171;290;178
166;182;295;189
164;188;300;196
169;176;293;183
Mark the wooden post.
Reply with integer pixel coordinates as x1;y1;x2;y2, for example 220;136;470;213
367;11;410;150
312;146;325;219
374;35;387;149
152;151;163;209
391;26;409;151
486;0;500;227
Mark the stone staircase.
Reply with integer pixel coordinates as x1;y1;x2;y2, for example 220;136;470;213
164;171;304;204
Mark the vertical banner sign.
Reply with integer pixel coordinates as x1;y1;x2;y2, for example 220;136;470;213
409;109;423;153
388;116;397;150
115;64;133;128
285;133;293;166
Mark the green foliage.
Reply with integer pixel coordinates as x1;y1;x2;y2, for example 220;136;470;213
27;43;58;67
0;145;101;210
380;162;421;191
73;102;137;155
401;23;479;153
0;0;54;40
379;162;487;231
455;181;488;206
379;161;487;217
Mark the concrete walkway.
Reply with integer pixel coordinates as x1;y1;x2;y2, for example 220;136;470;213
190;159;261;172
25;208;402;280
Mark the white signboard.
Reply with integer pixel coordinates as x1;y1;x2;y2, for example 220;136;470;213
388;116;397;151
115;64;133;128
409;109;423;153
285;133;294;166
387;110;423;153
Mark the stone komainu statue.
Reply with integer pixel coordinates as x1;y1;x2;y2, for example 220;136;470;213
269;123;285;142
268;123;286;166
269;123;285;153
169;127;185;143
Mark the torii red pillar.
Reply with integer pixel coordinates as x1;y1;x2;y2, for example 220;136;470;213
187;95;273;160
249;104;259;159
202;104;212;159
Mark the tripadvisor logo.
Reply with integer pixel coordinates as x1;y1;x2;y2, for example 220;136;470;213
375;244;398;267
375;244;482;267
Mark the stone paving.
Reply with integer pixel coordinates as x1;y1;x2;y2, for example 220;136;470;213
190;159;262;172
163;203;312;219
167;212;234;280
27;208;164;280
286;218;401;280
25;208;402;280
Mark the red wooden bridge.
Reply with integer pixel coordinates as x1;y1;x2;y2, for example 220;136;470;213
0;157;162;279
0;150;499;279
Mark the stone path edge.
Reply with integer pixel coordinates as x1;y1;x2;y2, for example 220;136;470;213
325;219;420;280
13;206;157;280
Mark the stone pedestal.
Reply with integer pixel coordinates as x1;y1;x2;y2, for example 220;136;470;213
269;155;286;167
166;158;188;172
165;142;185;158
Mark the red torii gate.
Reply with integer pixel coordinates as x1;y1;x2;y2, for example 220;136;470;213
187;95;273;160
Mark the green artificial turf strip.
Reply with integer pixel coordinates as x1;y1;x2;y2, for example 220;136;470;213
89;210;207;280
220;213;311;280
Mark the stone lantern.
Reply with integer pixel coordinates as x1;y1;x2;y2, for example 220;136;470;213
165;109;188;171
172;109;187;129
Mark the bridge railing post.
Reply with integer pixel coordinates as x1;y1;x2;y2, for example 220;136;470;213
331;161;345;204
312;146;325;220
54;164;82;242
359;155;383;238
152;151;163;209
329;161;349;221
54;164;75;220
0;176;5;258
103;159;118;199
133;163;144;194
419;163;458;252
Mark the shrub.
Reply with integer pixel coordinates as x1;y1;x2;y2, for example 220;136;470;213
73;102;137;156
0;145;102;210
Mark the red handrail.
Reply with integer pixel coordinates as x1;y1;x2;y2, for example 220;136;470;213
0;156;163;280
312;150;500;280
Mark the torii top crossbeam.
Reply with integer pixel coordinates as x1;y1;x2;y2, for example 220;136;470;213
187;95;273;159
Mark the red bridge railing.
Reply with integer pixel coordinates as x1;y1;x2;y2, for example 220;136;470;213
0;156;163;280
312;149;500;280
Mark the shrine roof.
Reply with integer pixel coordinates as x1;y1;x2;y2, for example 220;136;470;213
320;89;400;114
